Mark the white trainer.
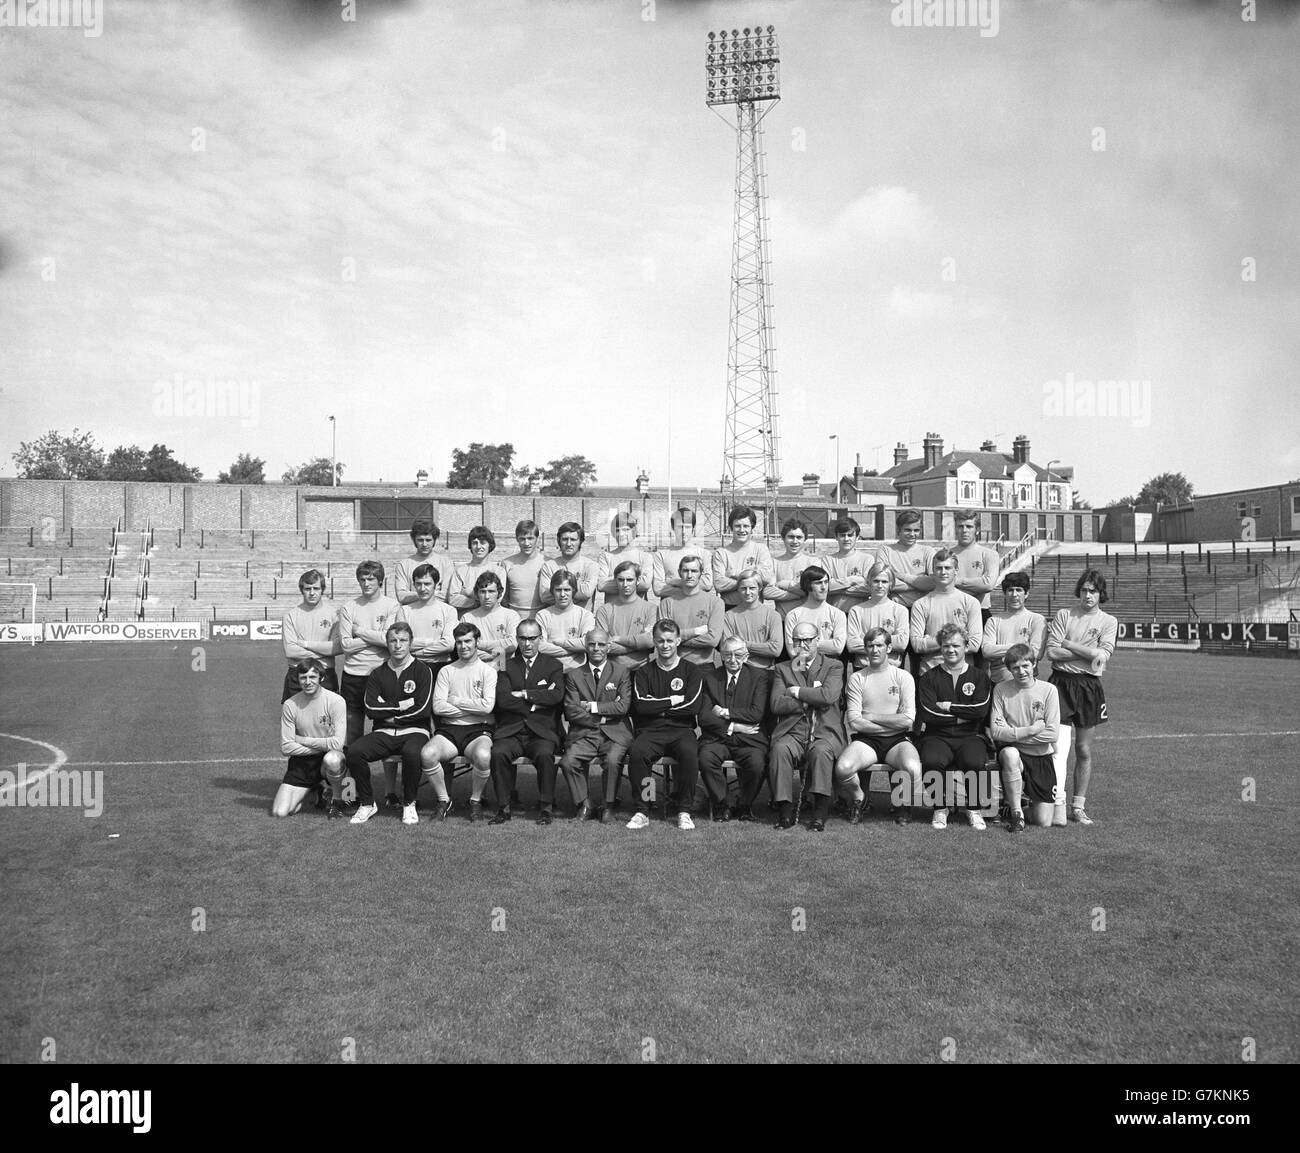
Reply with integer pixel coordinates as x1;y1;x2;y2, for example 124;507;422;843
625;812;650;830
967;810;987;831
677;812;695;831
930;808;949;830
350;803;379;825
402;803;419;826
1069;807;1095;826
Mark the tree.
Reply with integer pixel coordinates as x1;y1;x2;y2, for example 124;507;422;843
1071;490;1092;510
12;428;104;479
102;445;149;481
447;442;515;492
283;457;343;486
1114;471;1194;509
140;443;202;482
218;453;266;484
539;454;598;497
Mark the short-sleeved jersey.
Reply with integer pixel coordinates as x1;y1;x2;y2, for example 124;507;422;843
280;688;347;757
845;664;915;733
721;602;785;668
1047;607;1118;676
444;560;508;612
595;597;655;670
991;678;1060;755
396;599;459;665
982;609;1047;682
951;543;1002;609
535;604;596;670
337;594;400;676
281;600;340;668
845;599;910;667
783;601;848;657
657;589;725;665
910;589;983;672
394;551;444;603
876;543;935;608
502;551;546;618
823;548;873;613
464;604;521;671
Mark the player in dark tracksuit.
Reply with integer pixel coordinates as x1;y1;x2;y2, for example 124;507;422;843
626;619;705;826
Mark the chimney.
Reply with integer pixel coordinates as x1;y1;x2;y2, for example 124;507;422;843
635;469;650;496
801;472;821;499
414;469;429;488
979;439;996;453
893;442;909;468
852;453;865;489
525;471;541;494
923;432;944;471
1012;434;1030;465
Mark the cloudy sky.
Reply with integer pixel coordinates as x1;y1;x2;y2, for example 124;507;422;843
1;0;1297;504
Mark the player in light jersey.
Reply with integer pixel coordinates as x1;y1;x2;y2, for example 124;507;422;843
428;622;497;820
280;568;340;702
951;511;1002;625
876;509;935;610
598;513;653;601
765;518;817;615
652;507;714;598
657;555;724;666
534;570;596;670
712;504;775;609
722;569;784;668
463;571;520;672
833;628;921;826
1046;568;1117;827
538;521;600;609
982;571;1047;684
845;562;910;670
823;517;872;615
502;519;546;620
337;560;400;746
990;643;1061;832
394;518;442;605
595;560;654;671
783;566;847;658
273;659;347;818
444;526;507;613
909;550;983;673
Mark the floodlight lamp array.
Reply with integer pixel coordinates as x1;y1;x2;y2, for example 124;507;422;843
706;25;780;106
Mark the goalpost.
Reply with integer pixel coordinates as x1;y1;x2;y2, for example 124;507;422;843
0;582;39;645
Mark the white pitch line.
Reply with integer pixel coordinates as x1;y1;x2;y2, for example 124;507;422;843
1110;730;1299;741
0;732;70;801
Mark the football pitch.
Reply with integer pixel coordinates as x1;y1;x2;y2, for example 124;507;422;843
1;643;1296;1064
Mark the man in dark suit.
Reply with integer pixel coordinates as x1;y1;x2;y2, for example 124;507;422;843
698;636;771;822
769;622;847;832
559;627;633;822
489;618;566;825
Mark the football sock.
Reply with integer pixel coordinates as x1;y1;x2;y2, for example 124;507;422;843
1071;794;1086;811
470;764;491;802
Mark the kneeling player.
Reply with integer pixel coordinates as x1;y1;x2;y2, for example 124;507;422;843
833;628;921;825
428;623;498;820
991;643;1060;832
274;659;347;818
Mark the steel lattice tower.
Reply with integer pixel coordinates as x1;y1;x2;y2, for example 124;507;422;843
707;26;781;529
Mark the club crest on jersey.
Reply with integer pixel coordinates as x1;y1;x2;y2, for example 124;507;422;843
695;610;708;623
1032;700;1044;716
403;679;416;694
670;677;684;692
888;685;899;697
953;609;966;624
961;682;974;697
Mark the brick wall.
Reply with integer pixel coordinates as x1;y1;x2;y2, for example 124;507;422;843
5;479;68;529
68;482;127;528
248;486;299;530
186;484;242;530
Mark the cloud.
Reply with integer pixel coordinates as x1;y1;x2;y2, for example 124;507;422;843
834;185;937;247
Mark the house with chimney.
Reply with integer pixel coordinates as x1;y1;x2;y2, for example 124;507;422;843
883;433;1072;513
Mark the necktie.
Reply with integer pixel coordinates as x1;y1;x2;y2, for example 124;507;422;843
591;666;603;684
524;660;533;678
727;674;738;697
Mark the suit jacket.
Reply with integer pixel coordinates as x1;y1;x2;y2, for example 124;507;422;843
769;653;846;749
494;652;566;743
563;660;633;743
699;664;771;747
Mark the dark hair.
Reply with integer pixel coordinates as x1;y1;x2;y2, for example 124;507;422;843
385;621;413;642
409;518;440;544
832;517;860;537
452;621;481;642
613;559;640;579
1001;571;1031;593
549;568;576;592
356;559;385;583
412;563;440;586
556;521;585;544
670;507;696;529
1003;643;1034;668
780;518;808;538
862;626;890;647
293;658;327;677
652;618;680;638
799;565;829;594
728;505;757;529
896;510;922;528
298;568;325;592
1074;569;1109;604
467;525;496;552
936;623;965;646
515;519;538;538
473;570;503;594
678;554;704;575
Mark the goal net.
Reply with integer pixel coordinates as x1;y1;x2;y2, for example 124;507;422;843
0;582;39;644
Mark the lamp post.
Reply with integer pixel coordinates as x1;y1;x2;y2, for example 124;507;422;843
828;434;839;504
1046;459;1059;510
328;415;337;487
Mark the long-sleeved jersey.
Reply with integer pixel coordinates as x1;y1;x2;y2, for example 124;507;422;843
844;664;916;735
281;600;340;668
823;547;873;613
502;551;546;618
875;543;935;608
444;560;508;612
464;604;521;671
916;662;992;737
597;545;654;598
712;541;776;608
845;599;910;667
1047;607;1118;676
538;553;601;608
784;600;848;657
337;594;400;676
951;542;1002;609
991;678;1060;755
595;596;655;670
766;548;817;609
364;657;434;736
280;688;347;757
652;540;715;597
534;603;596;670
982;609;1047;682
396;599;459;664
394;551;445;603
909;589;984;672
721;602;785;667
657;589;725;665
433;660;497;726
631;658;705;729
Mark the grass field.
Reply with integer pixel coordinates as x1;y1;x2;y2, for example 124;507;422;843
1;642;1297;1064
